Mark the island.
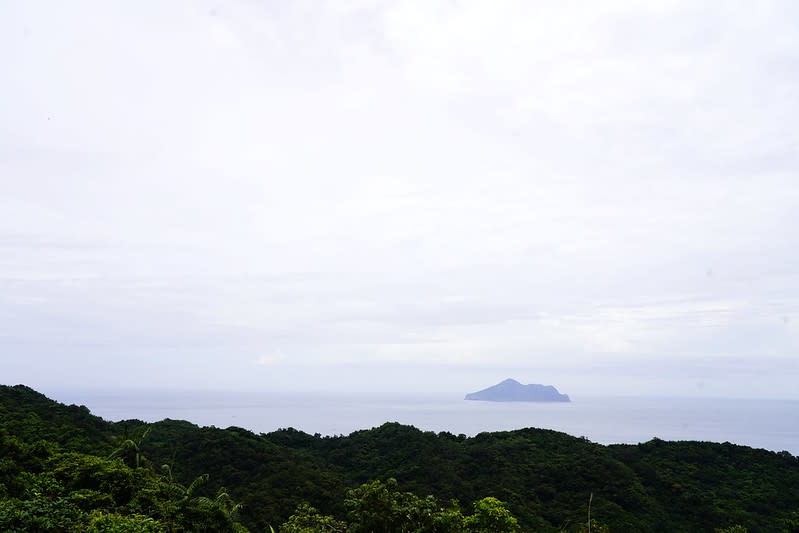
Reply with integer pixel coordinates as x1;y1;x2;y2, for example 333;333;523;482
465;378;571;402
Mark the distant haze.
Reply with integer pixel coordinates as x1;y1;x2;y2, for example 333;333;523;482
1;1;797;398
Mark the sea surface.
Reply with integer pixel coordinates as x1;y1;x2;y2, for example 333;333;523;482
51;390;799;456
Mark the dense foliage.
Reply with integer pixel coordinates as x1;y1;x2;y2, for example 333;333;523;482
2;384;798;532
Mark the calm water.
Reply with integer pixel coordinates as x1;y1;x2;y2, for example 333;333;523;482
52;391;799;455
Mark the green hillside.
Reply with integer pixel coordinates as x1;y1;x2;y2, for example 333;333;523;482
1;384;798;532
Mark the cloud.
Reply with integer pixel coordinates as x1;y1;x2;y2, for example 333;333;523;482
255;351;287;367
0;1;796;396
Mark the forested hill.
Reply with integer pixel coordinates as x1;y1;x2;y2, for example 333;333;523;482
2;384;799;532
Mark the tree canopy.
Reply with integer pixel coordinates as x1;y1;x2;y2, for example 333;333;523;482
2;384;796;532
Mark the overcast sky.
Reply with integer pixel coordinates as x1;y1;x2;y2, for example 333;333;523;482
1;1;798;398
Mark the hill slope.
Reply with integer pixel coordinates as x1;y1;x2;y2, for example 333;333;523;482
2;384;798;532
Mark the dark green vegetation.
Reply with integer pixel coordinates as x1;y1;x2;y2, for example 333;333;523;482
2;384;798;532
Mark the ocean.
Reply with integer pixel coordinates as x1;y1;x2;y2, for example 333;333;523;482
49;390;799;455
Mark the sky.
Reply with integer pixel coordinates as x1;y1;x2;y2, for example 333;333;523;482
1;0;798;398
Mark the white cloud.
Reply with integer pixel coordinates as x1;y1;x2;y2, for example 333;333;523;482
0;0;797;396
255;351;287;367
